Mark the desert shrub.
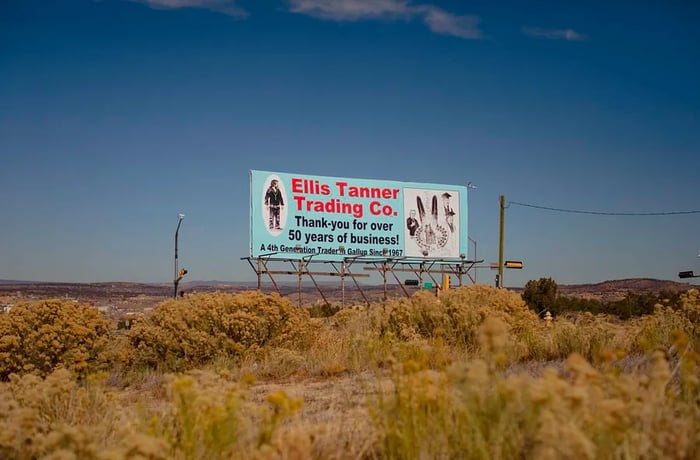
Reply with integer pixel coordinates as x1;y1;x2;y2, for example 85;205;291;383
330;305;369;330
676;288;700;339
440;285;541;346
256;347;306;379
0;368;309;460
0;369;125;459
526;312;629;362
632;303;696;353
141;370;308;460
377;285;540;357
124;291;318;371
300;306;392;376
147;370;249;459
378;290;452;341
0;299;111;379
369;320;700;460
306;302;342;318
627;289;699;355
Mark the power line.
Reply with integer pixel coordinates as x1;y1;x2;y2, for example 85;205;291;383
508;201;700;216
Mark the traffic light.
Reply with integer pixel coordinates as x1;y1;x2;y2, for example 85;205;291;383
504;260;523;269
679;271;696;279
179;268;188;277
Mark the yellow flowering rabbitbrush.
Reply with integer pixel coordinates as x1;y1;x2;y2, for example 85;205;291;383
125;291;317;370
0;299;111;379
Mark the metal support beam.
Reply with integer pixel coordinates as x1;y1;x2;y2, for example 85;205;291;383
241;256;484;307
344;258;371;306
302;257;330;306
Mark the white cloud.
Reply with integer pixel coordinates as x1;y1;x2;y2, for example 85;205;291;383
418;5;482;39
286;0;411;21
134;0;247;17
522;27;586;41
286;0;483;39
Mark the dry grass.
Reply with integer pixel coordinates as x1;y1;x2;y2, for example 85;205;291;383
0;287;698;459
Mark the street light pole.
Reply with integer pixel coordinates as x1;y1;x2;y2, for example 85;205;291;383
466;182;477;282
498;194;505;288
174;213;185;298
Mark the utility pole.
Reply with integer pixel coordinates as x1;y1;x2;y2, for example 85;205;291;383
498;195;505;288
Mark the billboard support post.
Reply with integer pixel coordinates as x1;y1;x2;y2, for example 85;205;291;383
468;237;477;283
298;259;303;307
382;261;388;301
340;261;346;307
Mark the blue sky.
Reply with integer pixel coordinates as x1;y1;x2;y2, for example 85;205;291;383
1;0;698;286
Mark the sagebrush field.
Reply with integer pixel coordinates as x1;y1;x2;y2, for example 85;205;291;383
1;286;698;459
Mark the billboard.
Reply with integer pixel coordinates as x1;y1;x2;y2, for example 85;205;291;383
250;170;468;260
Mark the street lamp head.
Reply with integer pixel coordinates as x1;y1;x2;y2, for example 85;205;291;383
178;213;185;220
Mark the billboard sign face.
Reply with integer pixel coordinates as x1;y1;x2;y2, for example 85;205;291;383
250;170;468;260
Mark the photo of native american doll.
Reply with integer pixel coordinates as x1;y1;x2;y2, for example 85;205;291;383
262;176;288;236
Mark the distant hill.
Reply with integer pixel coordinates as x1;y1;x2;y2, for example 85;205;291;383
1;278;695;305
556;278;694;302
0;279;46;285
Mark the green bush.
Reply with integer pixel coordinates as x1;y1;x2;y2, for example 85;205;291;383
551;296;605;316
551;290;685;319
0;299;111;380
522;277;558;314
